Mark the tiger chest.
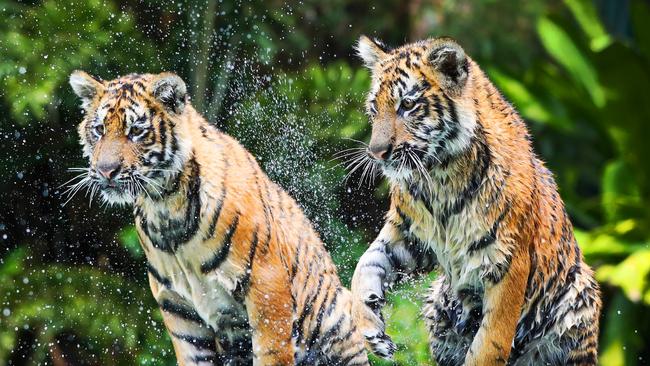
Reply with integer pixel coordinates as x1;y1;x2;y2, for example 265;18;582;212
136;206;250;337
403;199;493;294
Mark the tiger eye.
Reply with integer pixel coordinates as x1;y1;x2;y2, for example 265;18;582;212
130;126;143;137
401;99;416;110
94;124;105;136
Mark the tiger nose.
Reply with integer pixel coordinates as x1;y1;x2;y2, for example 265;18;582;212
97;163;121;180
368;143;393;161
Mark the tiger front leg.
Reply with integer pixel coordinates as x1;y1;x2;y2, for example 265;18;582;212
245;267;295;366
352;219;437;359
351;238;396;359
464;246;530;366
149;278;219;365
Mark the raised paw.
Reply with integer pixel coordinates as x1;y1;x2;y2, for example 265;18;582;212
365;331;396;359
352;292;395;359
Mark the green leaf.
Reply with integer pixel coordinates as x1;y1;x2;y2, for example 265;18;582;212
602;160;642;222
486;67;560;128
597;248;650;304
599;292;648;366
119;225;143;259
564;0;612;51
537;17;606;107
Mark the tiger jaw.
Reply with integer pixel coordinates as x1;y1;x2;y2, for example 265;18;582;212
378;161;416;183
99;186;136;206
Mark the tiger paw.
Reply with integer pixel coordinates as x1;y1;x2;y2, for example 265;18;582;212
365;331;396;359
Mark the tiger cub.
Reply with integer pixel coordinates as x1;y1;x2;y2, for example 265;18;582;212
69;71;368;366
349;36;601;366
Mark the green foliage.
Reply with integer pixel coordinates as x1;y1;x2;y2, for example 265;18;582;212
537;17;606;107
120;225;144;259
0;248;175;365
0;0;158;121
371;276;437;366
225;62;372;285
1;0;649;365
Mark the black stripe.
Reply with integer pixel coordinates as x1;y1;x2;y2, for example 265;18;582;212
157;116;167;158
200;214;240;273
233;230;260;301
305;281;333;350
144;156;202;252
290;239;303;281
204;184;227;240
407;181;435;216
218;333;252;362
204;157;229;240
485;251;512;283
171;332;216;351
395;206;412;233
360;261;388;274
146;262;171;288
188;354;217;363
339;347;367;365
320;313;345;342
468;205;510;252
293;275;324;342
441;132;491;225
567;353;596;365
159;299;204;324
178;156;202;245
404;241;437;272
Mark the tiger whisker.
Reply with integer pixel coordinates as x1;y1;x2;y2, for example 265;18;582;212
57;172;90;189
343;156;370;184
62;177;91;207
138;174;162;198
67;167;91;172
342;137;369;147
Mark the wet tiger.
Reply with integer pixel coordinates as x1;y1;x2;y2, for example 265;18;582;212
349;36;601;365
69;71;369;366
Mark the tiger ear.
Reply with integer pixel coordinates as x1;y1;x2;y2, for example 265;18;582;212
356;35;389;69
151;73;188;114
69;71;104;110
428;38;469;96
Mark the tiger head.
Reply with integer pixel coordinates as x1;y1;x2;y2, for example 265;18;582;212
356;36;478;182
69;71;190;206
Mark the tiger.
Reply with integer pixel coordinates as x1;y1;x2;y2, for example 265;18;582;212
348;36;601;366
68;71;369;366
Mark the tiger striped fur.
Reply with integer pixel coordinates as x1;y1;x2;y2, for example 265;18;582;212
69;71;369;366
349;36;601;365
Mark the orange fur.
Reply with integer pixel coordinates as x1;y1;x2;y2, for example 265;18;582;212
351;37;601;365
71;72;369;366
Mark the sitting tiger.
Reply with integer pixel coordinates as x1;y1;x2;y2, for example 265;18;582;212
69;71;369;366
349;36;601;365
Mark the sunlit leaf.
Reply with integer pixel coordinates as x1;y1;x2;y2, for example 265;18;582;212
537;17;606;107
564;0;612;51
596;248;650;303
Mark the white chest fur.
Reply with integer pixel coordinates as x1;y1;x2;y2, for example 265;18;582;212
404;193;503;295
145;238;248;333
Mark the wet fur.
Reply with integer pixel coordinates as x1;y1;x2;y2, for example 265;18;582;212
350;37;601;365
71;72;369;366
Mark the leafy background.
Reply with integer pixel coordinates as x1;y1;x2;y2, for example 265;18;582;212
1;0;649;365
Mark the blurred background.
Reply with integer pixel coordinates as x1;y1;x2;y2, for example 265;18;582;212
1;0;649;365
